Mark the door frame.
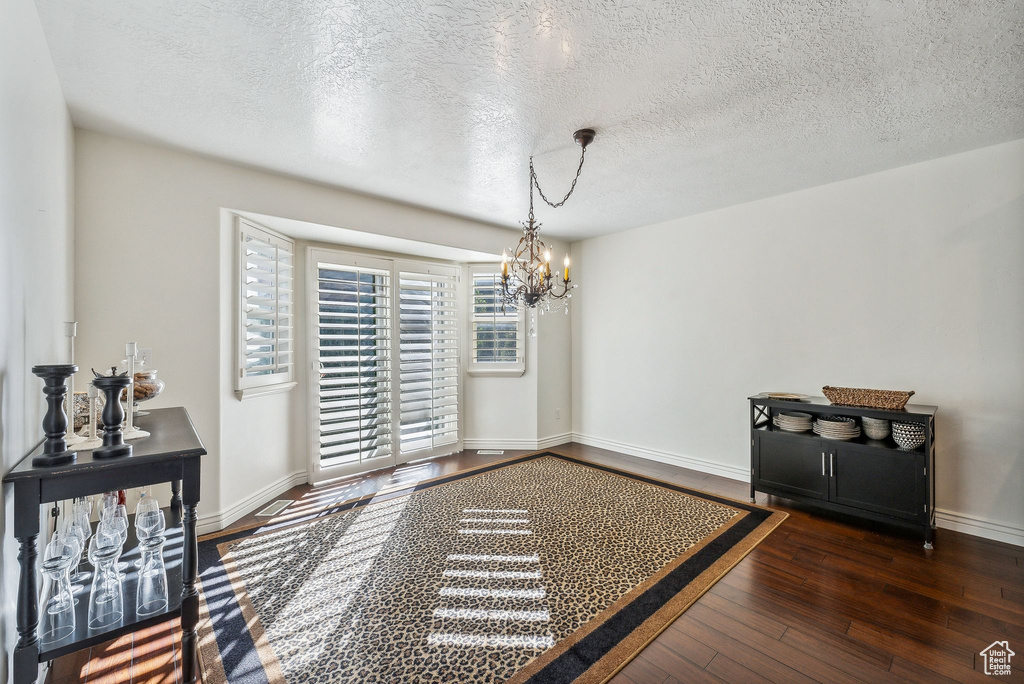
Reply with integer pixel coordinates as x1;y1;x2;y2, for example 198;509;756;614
306;246;464;485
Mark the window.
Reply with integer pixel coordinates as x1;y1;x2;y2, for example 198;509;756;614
236;217;295;399
468;267;525;376
314;255;393;467
398;264;459;455
308;248;462;482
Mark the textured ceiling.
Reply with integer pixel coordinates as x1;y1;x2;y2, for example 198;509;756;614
37;0;1024;238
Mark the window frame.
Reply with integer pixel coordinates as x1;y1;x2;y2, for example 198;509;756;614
307;247;464;484
235;216;297;400
466;265;526;377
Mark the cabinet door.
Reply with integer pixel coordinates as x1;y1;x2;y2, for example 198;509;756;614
755;432;828;500
829;445;925;520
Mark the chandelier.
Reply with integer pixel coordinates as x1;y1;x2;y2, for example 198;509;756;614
500;128;595;326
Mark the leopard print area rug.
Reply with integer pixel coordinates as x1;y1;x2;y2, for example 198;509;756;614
197;452;786;683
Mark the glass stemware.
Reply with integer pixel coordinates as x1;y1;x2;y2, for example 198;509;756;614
136;492;159;517
100;491;118;513
40;532;78;643
102;505;130;576
135;508;165;568
87;528;124;630
59;516;86;601
71;499;94;578
136;508;165;542
136;534;168;616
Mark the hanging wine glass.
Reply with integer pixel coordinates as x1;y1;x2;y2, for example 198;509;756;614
40;532;78;643
87;528;124;630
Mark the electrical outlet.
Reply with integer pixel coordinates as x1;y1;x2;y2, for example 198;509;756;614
138;348;153;367
555;408;561;420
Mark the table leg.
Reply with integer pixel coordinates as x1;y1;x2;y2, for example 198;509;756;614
14;481;41;684
180;502;199;682
180;458;201;683
14;534;40;683
171;479;182;512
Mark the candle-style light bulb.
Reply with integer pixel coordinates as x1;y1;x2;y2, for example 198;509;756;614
544;250;551;263
563;254;570;282
501;251;508;278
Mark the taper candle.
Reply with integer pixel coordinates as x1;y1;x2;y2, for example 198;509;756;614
65;322;78;442
125;342;137;432
88;383;98;439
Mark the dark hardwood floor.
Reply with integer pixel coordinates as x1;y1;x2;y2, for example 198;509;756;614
51;443;1024;683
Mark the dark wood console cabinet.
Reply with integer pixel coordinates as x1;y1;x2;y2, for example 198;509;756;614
3;407;205;683
749;395;936;548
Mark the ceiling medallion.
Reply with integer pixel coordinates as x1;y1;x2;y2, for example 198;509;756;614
501;128;595;333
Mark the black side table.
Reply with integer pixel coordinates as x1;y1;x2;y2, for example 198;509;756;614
3;407;206;683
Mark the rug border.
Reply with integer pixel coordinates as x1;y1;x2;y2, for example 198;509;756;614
197;448;786;684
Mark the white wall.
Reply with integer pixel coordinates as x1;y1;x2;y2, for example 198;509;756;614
0;0;75;678
462;236;574;449
535;248;574;444
572;139;1024;544
75;131;570;531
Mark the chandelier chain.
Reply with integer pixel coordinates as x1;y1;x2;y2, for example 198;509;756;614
528;146;587;222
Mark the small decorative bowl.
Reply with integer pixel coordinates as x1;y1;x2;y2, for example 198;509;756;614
891;421;925;450
862;416;890;441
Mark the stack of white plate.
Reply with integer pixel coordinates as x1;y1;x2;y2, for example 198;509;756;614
773;411;813;432
813;415;861;440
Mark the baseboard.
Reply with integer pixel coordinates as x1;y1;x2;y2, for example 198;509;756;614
935;508;1024;547
463;434;572;451
197;470;307;535
571;432;750;482
538;432;573;449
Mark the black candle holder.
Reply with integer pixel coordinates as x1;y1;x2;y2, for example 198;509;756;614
31;364;79;467
91;367;133;459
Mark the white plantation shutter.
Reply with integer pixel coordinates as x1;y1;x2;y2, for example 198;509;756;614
398;264;460;455
238;219;294;395
315;258;393;466
468;268;524;375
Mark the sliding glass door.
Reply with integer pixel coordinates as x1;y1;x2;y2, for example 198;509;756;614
396;262;460;460
309;249;461;483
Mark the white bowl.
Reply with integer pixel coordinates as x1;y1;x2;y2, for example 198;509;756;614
862;417;890;440
891;422;925;449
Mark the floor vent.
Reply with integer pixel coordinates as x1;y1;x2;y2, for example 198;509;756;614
477;449;505;455
255;499;292;517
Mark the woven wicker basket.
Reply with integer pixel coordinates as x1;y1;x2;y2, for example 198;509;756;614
822;386;915;410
